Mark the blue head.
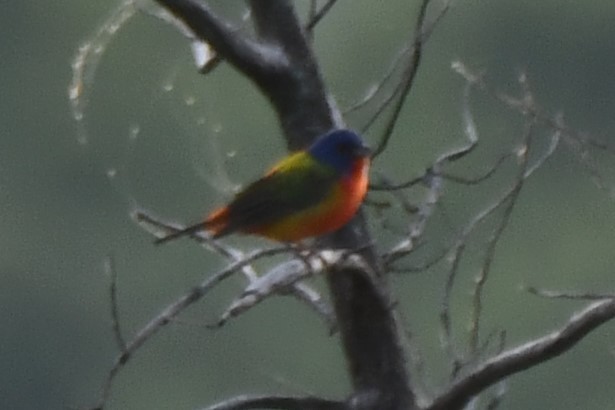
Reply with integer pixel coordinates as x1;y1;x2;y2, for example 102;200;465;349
308;129;371;175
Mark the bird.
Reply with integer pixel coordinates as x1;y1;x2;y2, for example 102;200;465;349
155;129;371;244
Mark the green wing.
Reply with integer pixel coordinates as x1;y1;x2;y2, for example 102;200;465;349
217;152;337;237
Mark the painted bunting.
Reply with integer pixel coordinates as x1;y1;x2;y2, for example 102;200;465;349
155;129;371;244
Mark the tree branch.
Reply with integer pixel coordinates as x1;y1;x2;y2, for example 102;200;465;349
90;245;289;410
326;261;415;409
210;251;346;331
371;0;451;157
104;255;127;353
200;394;346;410
154;0;287;77
134;1;418;408
306;0;339;32
248;0;336;148
427;298;615;410
135;210;337;330
157;0;335;147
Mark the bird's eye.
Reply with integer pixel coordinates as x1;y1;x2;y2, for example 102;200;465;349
337;142;354;154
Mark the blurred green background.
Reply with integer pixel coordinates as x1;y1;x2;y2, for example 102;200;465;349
2;1;615;409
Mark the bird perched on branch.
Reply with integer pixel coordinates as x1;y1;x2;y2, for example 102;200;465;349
155;129;371;244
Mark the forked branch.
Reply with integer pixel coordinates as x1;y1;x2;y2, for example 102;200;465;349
428;298;615;410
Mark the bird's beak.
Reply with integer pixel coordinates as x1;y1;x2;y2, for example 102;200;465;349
356;144;372;157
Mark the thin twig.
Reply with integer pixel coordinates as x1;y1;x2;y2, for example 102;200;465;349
134;210;336;329
452;60;615;197
370;0;431;157
306;0;338;31
440;240;466;373
345;0;455;118
369;173;424;192
441;152;512;185
291;282;338;334
485;382;508;410
387;243;449;274
525;287;615;301
427;298;615;410
210;251;345;331
354;0;454;127
382;76;488;272
199;394;347;410
468;118;536;353
104;255;127;353
371;66;481;194
345;39;413;115
371;0;453;157
383;169;443;268
90;246;289;410
438;72;562;377
368;172;419;213
438;77;485;367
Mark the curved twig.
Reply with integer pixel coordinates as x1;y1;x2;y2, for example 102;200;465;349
306;0;339;31
90;245;289;410
371;0;452;157
427;298;615;410
200;394;347;410
104;255;127;353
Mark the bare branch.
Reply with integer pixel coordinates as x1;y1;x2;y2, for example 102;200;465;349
134;210;335;330
370;0;430;157
368;172;420;214
427;298;615;410
452;60;615;196
371;0;452;157
324;260;416;409
525;286;615;301
290;282;337;334
345;40;411;116
90;246;289;410
247;0;337;147
438;75;562;376
306;0;339;31
383;170;443;269
468;119;536;353
356;0;453;131
439;240;465;372
484;382;507;410
199;394;346;410
441;153;511;185
437;72;480;164
120;2;421;408
380;74;496;273
103;255;127;353
210;251;346;331
369;173;424;192
370;71;482;194
154;0;288;77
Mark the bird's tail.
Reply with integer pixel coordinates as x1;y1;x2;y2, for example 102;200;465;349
154;207;229;245
154;222;206;245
